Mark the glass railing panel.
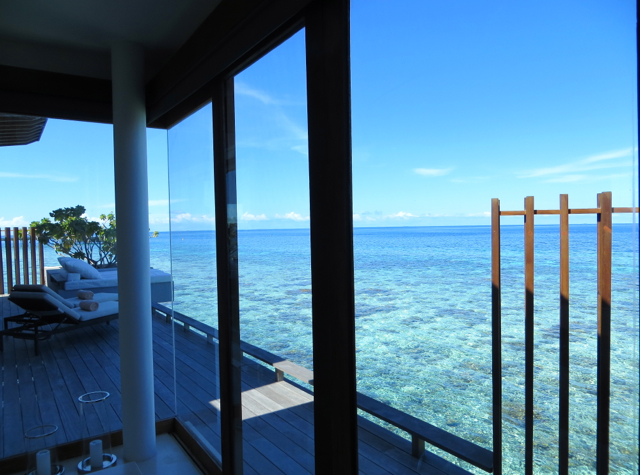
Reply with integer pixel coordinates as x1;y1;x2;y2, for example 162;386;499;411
234;29;314;472
167;103;222;463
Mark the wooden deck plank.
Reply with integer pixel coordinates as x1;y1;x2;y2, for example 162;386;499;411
242;438;287;475
2;333;25;457
242;403;314;474
44;329;107;438
147;318;314;474
1;298;478;474
37;337;83;447
90;320;175;420
242;421;311;475
25;338;70;447
153;325;317;475
241;385;315;454
149;333;223;449
61;326;123;431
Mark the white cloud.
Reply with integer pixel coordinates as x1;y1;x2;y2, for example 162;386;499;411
544;174;587;183
520;148;633;179
291;144;309;155
544;172;631;183
234;82;277;105
87;215;114;223
149;214;170;225
275;212;309;221
0;216;29;227
240;212;268;221
387;211;418;219
351;211;495;223
0;172;78;182
414;168;453;177
276;112;308;141
172;213;216;224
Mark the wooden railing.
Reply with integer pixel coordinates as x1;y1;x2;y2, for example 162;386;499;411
491;192;639;475
1;226;46;294
152;302;493;473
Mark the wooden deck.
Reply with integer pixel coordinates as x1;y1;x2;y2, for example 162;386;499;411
1;296;471;475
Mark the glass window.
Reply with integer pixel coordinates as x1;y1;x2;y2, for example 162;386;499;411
351;1;637;472
0;117;123;457
234;29;315;472
168;103;222;463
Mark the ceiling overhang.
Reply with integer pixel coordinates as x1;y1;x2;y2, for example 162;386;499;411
0;0;312;129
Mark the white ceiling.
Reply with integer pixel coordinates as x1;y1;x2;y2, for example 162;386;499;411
0;0;222;80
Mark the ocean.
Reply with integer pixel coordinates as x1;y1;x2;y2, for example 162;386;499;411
41;224;639;473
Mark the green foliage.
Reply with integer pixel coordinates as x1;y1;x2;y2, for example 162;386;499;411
152;231;159;238
31;205;117;268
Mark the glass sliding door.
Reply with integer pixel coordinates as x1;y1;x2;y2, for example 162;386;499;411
233;30;315;473
167;103;222;463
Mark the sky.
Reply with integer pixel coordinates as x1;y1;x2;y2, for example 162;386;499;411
1;0;637;231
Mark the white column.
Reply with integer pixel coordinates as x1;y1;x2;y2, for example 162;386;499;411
111;41;156;462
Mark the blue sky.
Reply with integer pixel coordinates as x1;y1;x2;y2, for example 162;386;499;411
1;0;637;231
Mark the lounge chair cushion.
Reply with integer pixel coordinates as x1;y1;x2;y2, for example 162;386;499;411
13;284;64;301
11;285;117;308
66;293;118;307
75;300;118;321
9;291;118;322
58;257;102;280
59;268;171;291
10;291;79;317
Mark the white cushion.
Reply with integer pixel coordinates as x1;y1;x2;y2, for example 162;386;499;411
66;293;118;307
76;300;119;321
58;257;102;280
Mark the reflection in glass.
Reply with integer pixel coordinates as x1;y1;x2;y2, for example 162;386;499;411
168;103;222;461
234;30;315;471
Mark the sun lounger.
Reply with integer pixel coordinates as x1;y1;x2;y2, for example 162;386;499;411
46;266;173;302
1;286;119;355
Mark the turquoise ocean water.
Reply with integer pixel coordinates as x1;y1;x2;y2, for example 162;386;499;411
39;224;638;473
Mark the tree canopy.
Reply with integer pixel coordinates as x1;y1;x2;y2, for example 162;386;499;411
31;205;117;268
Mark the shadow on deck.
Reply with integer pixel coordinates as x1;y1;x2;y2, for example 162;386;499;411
0;296;467;475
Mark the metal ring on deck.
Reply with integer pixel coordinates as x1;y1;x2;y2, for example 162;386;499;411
25;424;58;439
78;391;110;404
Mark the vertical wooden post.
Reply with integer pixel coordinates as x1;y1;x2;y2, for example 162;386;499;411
213;76;243;475
596;191;612;474
524;196;535;475
6;228;13;292
22;226;29;284
39;240;45;285
30;227;37;284
13;227;20;286
559;194;570;475
491;198;502;475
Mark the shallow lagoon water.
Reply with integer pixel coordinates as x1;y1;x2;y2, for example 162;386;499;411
38;224;639;473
